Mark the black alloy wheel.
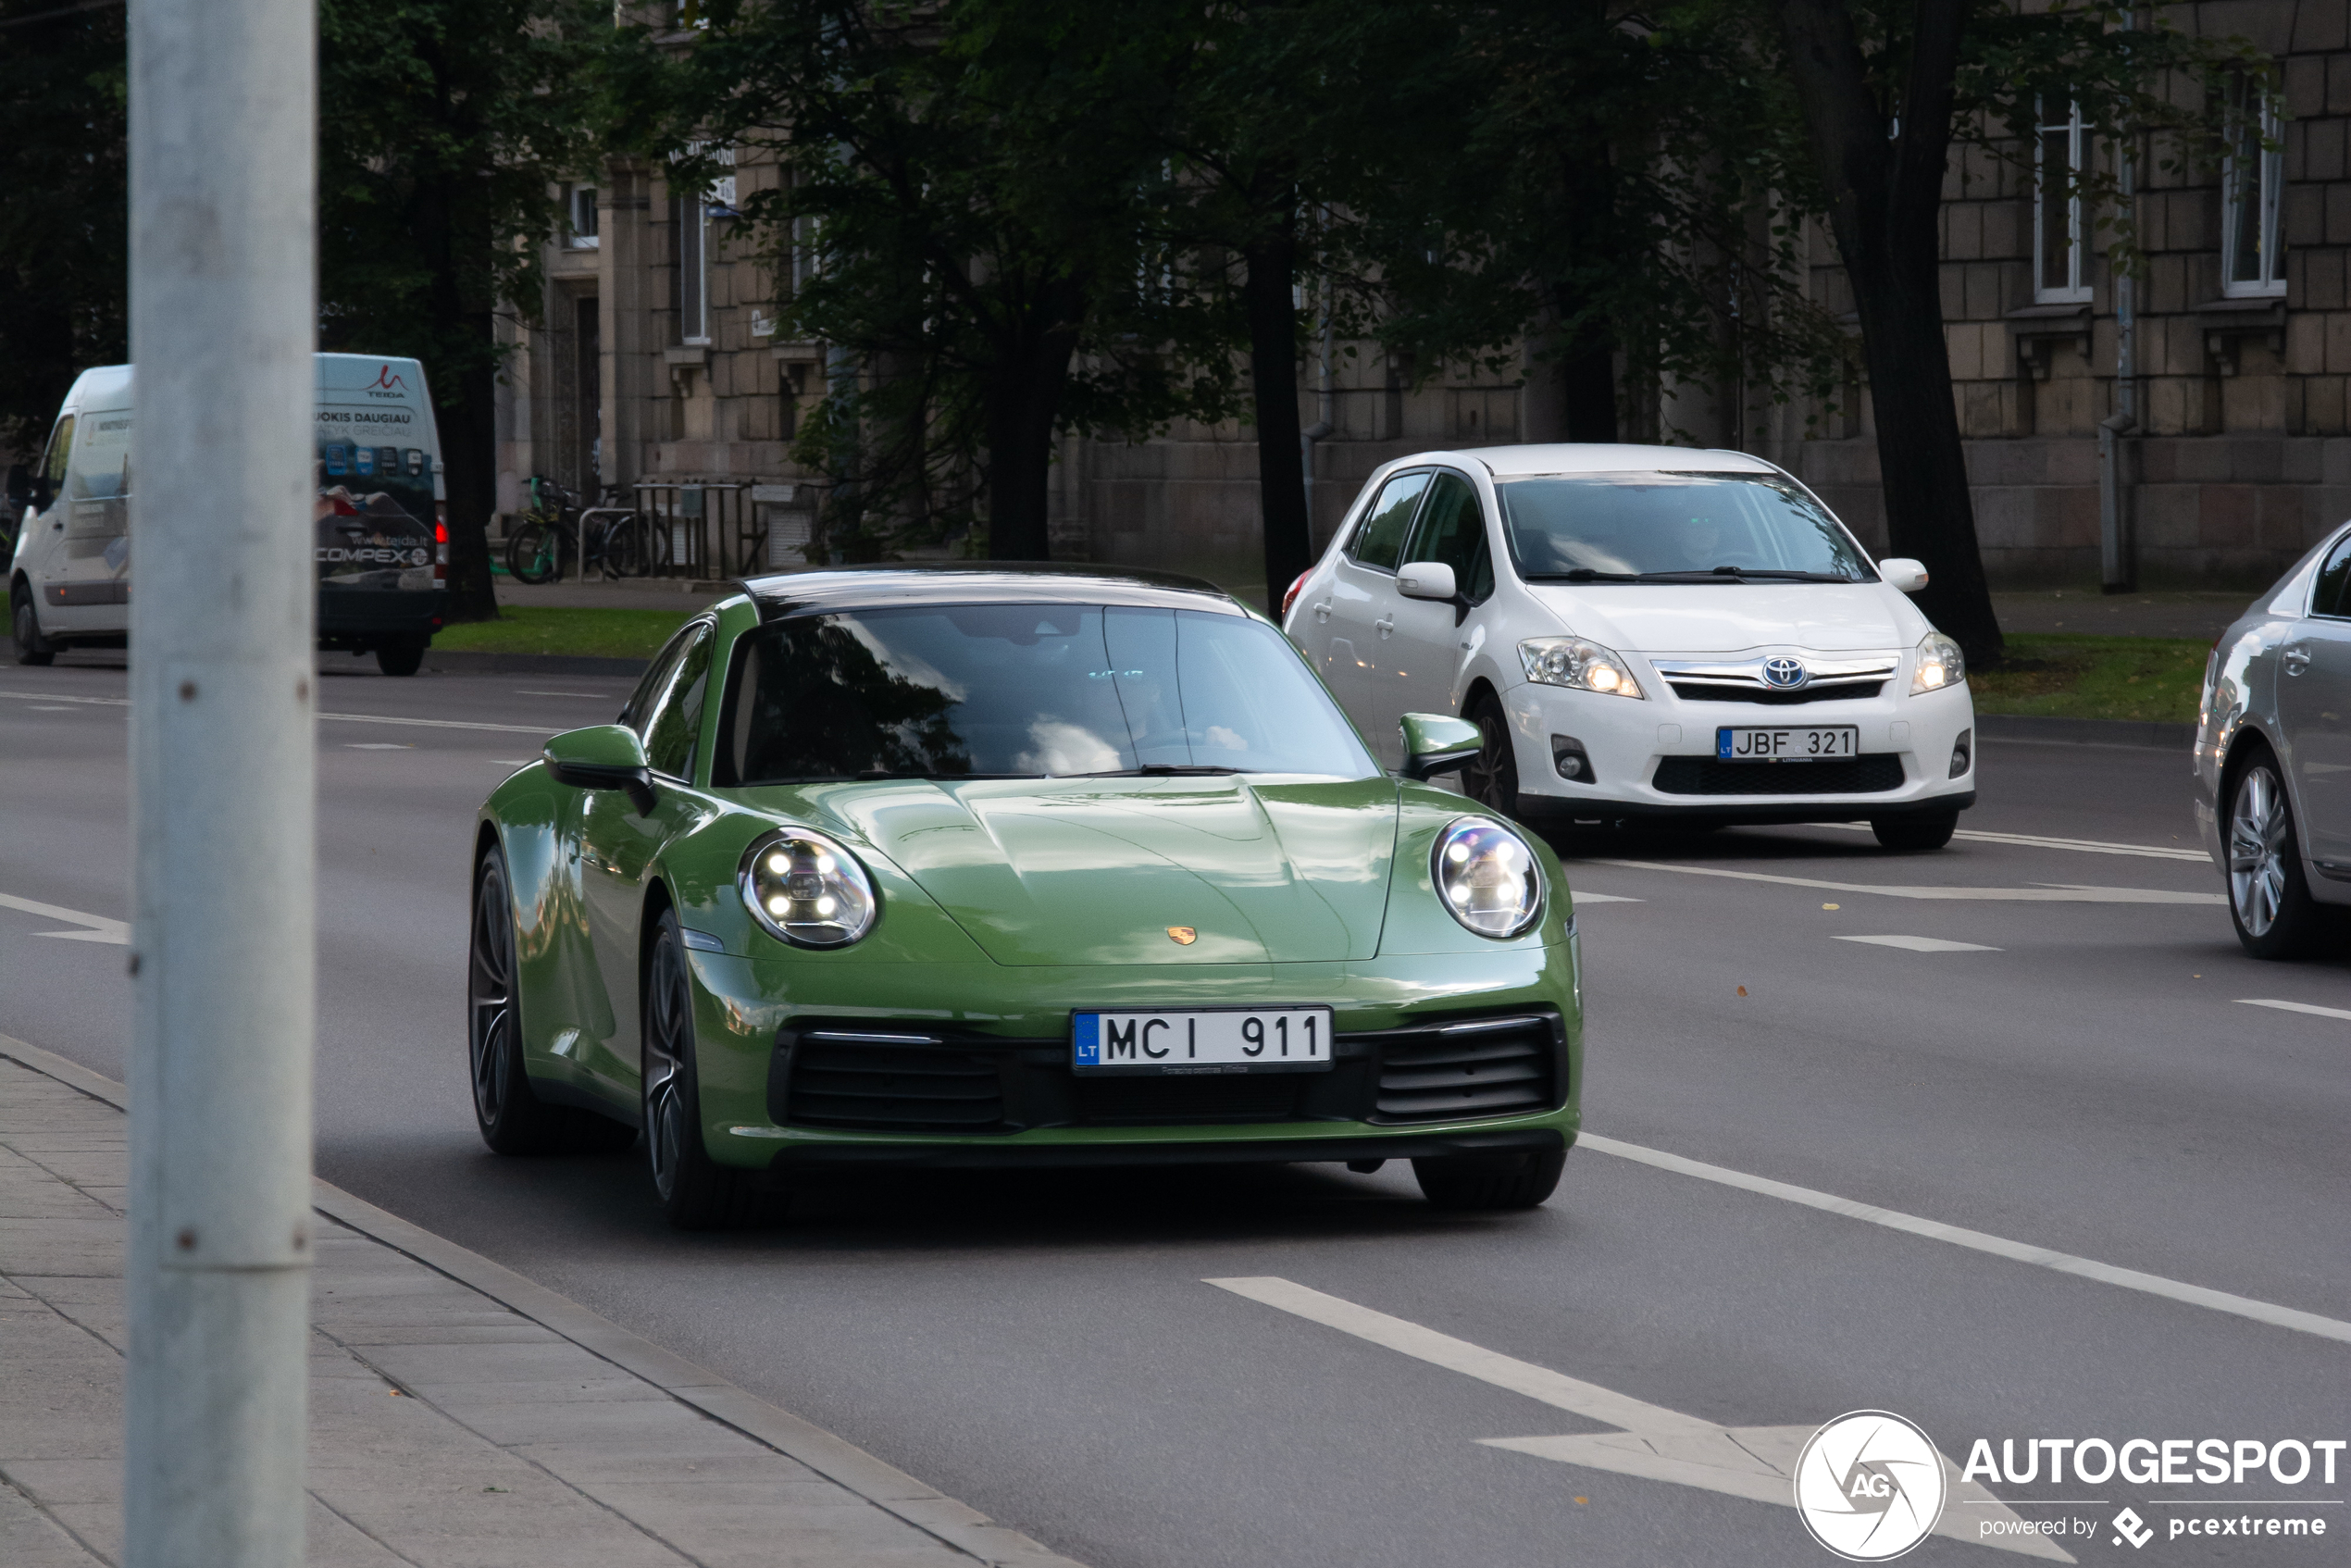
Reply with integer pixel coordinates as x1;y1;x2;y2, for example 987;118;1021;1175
12;587;55;666
469;846;635;1155
1412;1147;1567;1211
1870;810;1959;852
641;910;786;1228
2225;750;2331;959
1460;696;1520;819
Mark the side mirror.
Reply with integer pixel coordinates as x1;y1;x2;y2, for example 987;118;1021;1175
543;725;656;814
4;465;28;510
1399;712;1484;781
1396;560;1457;602
1879;557;1929;593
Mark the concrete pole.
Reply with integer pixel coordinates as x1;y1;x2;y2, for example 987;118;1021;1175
124;0;317;1554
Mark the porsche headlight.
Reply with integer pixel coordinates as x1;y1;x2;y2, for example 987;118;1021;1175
1432;817;1545;940
740;830;877;948
1520;636;1645;699
1910;629;1965;694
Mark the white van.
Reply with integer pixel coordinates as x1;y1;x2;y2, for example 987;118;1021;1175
8;354;448;675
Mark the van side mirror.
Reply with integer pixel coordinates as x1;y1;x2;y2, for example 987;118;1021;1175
1399;712;1484;781
5;466;28;509
1878;557;1929;593
543;725;656;814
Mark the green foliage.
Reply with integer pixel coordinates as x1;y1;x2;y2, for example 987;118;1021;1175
0;0;127;453
430;604;699;658
1969;632;2207;723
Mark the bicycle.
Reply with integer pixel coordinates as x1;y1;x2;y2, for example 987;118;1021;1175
505;478;669;583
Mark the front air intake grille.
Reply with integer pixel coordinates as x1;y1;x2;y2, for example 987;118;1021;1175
1667;679;1885;705
1652;754;1905;796
785;1036;1007;1132
1071;1073;1306;1126
1374;1016;1558;1124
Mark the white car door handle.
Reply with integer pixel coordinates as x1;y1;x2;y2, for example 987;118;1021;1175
1374;616;1394;636
2284;647;2312;674
1312;600;1331;623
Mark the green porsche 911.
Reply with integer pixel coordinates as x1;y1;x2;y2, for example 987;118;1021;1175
468;565;1583;1227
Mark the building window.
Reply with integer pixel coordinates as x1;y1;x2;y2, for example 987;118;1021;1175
2222;80;2285;297
671;191;708;344
566;185;599;250
2034;98;2092;305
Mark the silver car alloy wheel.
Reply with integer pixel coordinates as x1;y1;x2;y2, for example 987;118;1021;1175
2228;765;2290;938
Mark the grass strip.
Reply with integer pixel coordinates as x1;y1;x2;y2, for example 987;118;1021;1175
429;605;695;660
1971;632;2206;725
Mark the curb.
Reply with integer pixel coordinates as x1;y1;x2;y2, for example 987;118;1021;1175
422;651;653;678
0;1031;1084;1568
1975;713;2196;751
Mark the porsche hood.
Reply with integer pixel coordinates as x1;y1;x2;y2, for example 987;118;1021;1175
810;776;1399;964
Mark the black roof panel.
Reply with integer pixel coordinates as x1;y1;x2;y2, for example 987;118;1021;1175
737;562;1247;620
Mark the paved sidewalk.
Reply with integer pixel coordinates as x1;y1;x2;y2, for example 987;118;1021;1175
0;1040;1081;1568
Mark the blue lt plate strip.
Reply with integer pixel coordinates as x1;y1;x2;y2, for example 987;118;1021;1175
1072;1013;1100;1066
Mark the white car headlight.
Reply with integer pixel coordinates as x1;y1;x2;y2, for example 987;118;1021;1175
1519;636;1645;699
1910;630;1965;694
740;829;877;948
1432;817;1545;940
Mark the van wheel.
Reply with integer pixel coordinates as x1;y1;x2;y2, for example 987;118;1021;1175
1872;811;1958;852
11;588;55;666
376;637;427;677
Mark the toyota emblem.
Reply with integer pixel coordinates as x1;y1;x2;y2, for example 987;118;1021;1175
1762;656;1808;689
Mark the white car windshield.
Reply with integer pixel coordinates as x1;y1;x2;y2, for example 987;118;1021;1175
1498;471;1873;583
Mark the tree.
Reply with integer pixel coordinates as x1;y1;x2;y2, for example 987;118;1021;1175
635;0;1236;561
0;0;127;455
1754;0;2260;662
318;0;610;619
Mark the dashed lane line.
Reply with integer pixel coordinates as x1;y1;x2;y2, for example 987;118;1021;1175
1817;822;2208;862
1833;934;2001;953
0;689;556;736
1585;858;2225;905
0;892;129;944
1578;1133;2351;1346
2237;998;2351;1024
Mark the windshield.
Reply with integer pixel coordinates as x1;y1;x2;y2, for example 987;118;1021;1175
1498;472;1873;582
715;604;1378;786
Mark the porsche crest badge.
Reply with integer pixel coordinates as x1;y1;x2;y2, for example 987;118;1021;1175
1165;926;1198;945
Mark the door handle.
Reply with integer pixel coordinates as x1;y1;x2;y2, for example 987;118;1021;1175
2284;647;2312;675
1374;616;1394;637
1312;600;1330;622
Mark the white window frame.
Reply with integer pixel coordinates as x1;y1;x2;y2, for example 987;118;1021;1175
2222;83;2286;298
675;190;709;344
2034;98;2093;305
566;184;599;251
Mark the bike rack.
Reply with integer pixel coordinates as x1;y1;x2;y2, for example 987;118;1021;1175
632;482;765;581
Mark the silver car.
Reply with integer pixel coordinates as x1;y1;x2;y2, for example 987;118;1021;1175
2196;521;2351;956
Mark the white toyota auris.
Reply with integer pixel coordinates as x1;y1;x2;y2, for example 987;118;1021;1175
1279;444;1977;850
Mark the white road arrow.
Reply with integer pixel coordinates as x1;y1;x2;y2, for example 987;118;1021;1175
0;892;130;945
1207;1276;2072;1562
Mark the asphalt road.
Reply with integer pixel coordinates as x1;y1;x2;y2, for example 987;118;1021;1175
5;654;2347;1568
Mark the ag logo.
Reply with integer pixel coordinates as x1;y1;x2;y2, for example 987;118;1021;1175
1793;1411;1947;1561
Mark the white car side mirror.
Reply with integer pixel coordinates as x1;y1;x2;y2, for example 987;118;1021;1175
1878;557;1929;593
1397;560;1457;602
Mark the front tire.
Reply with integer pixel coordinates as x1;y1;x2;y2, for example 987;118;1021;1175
469;845;635;1155
1412;1147;1566;1212
12;586;56;666
2226;751;2331;959
642;910;787;1228
505;519;566;585
375;636;426;677
1460;695;1521;819
1872;810;1958;852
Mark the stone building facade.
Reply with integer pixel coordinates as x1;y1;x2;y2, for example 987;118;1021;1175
496;0;2351;598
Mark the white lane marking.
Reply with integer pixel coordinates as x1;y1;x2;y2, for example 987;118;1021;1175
0;892;131;945
1818;822;2207;862
516;690;616;699
490;758;535;766
1586;858;2224;905
1579;1134;2351;1346
1835;934;2001;953
346;742;414;751
0;690;557;736
1205;1277;2067;1561
29;704;71;711
1570;891;1643;905
2238;998;2351;1023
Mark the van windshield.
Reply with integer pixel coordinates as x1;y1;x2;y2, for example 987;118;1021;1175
715;604;1378;785
1498;472;1873;583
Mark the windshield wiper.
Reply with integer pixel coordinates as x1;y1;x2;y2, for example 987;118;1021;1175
1527;568;1639;582
1076;764;1245;778
1623;567;1858;583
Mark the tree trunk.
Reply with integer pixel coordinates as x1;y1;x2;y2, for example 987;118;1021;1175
435;358;498;622
983;277;1083;561
1770;0;2003;665
1243;212;1308;610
